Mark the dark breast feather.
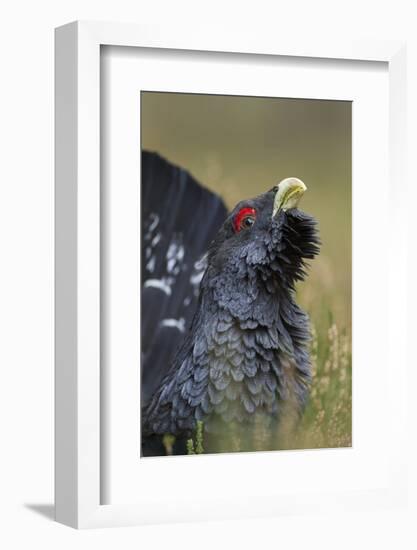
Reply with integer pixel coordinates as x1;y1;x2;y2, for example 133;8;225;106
143;291;311;437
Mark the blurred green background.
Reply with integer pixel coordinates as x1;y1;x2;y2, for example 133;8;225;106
141;92;352;450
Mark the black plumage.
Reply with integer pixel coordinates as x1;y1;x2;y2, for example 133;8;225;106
142;162;320;455
141;152;228;407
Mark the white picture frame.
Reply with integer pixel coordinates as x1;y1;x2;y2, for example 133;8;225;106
55;20;407;529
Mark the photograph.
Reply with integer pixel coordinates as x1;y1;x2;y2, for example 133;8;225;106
0;1;411;542
140;91;352;457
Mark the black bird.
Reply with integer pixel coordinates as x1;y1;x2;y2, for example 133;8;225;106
142;167;320;455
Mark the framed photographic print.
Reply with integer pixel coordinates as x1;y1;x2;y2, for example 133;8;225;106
55;21;407;528
138;92;351;458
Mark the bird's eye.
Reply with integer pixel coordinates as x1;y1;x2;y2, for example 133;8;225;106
234;207;257;233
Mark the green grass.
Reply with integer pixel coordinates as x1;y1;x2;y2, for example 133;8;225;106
293;252;352;450
187;421;205;455
284;318;352;450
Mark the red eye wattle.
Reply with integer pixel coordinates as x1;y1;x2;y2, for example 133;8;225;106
234;207;257;233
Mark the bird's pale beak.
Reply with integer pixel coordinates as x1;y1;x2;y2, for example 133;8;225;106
272;177;307;217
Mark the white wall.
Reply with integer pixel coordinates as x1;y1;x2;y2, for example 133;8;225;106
0;0;416;547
